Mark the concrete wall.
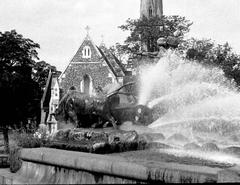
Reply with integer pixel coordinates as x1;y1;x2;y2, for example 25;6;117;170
2;147;240;183
17;162;141;184
218;166;240;182
15;148;223;184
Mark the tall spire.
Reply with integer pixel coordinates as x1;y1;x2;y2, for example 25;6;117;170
140;0;163;19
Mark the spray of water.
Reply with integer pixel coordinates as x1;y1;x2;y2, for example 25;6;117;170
138;50;240;144
161;148;240;165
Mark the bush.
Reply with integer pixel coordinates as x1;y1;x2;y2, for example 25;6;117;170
12;123;46;148
14;132;42;148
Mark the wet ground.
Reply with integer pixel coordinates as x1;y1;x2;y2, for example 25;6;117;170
108;149;235;169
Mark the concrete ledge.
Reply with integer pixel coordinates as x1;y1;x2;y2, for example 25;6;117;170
0;169;29;184
19;148;222;183
218;166;240;182
20;148;148;181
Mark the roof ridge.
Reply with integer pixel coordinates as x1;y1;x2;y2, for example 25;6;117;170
96;46;118;77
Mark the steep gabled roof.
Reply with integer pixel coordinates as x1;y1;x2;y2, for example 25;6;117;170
59;33;126;81
41;70;52;109
97;45;126;77
96;46;118;77
51;77;59;89
110;52;128;75
59;35;100;79
71;35;102;63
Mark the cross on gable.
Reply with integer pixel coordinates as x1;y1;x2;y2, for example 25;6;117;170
85;25;90;36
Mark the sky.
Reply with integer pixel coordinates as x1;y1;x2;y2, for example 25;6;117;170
0;0;240;72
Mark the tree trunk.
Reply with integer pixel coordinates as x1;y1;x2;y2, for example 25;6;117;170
3;127;9;154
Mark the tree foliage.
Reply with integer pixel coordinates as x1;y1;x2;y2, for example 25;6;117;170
109;43;128;64
0;30;61;152
0;30;40;152
119;15;192;53
0;30;40;125
182;38;240;86
33;60;61;91
118;14;240;88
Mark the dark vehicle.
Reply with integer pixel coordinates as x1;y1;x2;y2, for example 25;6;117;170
55;82;153;129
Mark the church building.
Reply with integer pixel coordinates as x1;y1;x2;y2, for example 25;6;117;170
59;26;126;96
40;0;163;131
59;1;164;96
40;27;129;131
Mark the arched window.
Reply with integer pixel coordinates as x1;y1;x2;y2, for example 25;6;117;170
83;75;90;95
149;7;153;17
82;46;91;58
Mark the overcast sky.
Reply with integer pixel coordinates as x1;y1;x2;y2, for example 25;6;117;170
0;0;240;71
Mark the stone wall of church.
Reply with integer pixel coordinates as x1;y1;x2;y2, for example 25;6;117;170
71;39;100;63
59;35;118;95
60;63;113;93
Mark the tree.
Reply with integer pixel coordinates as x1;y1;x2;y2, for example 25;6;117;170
119;15;192;54
109;43;128;65
179;38;215;65
182;37;240;87
33;60;61;91
0;30;40;152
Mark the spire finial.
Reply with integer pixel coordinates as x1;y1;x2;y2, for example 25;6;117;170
100;34;105;46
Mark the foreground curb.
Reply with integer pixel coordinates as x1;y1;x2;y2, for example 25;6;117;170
18;148;221;183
